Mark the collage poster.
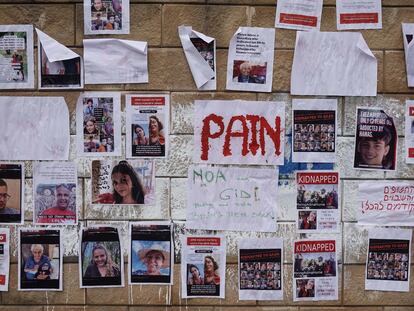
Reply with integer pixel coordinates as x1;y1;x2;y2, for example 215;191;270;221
33;162;77;225
296;171;340;233
292;99;337;163
129;221;173;285
186;164;278;232
181;235;226;299
354;107;397;171
0;163;24;224
239;238;283;301
293;239;338;301
126;94;169;159
336;0;382;30
365;228;411;292
405;100;414;163
0;228;9;291
0;25;34;89
275;0;323;31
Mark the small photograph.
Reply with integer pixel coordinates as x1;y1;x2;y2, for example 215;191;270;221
239;260;281;290
294;252;336;278
92;160;155;205
203;255;221;285
91;0;123;31
187;263;204;285
298;211;317;230
19;229;62;290
296;278;315;298
293;123;335;153
0;163;23;223
297;184;338;209
132;114;165;147
367;251;409;281
232;60;267;84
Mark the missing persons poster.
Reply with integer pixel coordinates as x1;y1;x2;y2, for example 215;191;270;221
0;163;24;224
0;24;34;89
226;27;275;92
358;181;414;226
181;235;226;299
292;99;337;163
275;0;323;31
33;162;77;225
129;221;173;285
126;94;169;159
354;107;397;171
405;100;414;164
293;239;338;301
18;228;63;291
193;100;285;165
238;238;283;301
296;171;340;233
365;228;411;292
186;164;278;232
336;0;382;30
79;226;124;288
0;228;9;291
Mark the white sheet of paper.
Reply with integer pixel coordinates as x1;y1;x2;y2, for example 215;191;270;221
181;235;226;299
291;31;377;96
365;228;411;292
405;100;414;163
0;228;10;291
0;25;34;89
292;99;337;163
76;92;122;157
402;23;414;87
226;27;275;92
358;181;414;226
336;0;382;30
84;39;148;84
275;0;323;31
238;238;283;300
193;100;285;165
178;26;216;90
84;0;130;35
186;164;278;232
36;29;83;89
0;97;69;160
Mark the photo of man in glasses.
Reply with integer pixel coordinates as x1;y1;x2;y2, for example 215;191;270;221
0;179;18;215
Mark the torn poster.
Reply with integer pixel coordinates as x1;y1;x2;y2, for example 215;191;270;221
405;100;414;164
275;0;323;31
178;26;216;90
84;39;148;84
402;23;414;87
36;28;83;89
193;100;285;165
186;164;278;232
0;97;70;160
291;31;377;96
226;27;275;92
0;228;9;291
0;25;34;89
336;0;382;30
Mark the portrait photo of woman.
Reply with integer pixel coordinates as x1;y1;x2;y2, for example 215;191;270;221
84;244;120;278
204;255;220;285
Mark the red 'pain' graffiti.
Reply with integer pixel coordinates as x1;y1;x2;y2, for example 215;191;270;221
200;114;282;161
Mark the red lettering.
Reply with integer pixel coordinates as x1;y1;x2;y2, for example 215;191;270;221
260;116;281;156
223;116;249;157
246;115;260;155
201;114;225;161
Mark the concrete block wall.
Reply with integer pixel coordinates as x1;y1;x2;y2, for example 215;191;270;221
0;0;414;310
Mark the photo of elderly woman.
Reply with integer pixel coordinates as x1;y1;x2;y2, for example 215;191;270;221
232;60;267;84
91;160;155;205
19;229;62;290
80;226;123;287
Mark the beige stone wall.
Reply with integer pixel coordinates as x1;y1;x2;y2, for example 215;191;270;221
0;0;414;310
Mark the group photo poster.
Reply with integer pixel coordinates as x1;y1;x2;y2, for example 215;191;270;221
238;238;283;301
296;171;340;233
91;160;155;205
226;27;275;92
193;100;285;165
181;235;226;299
84;0;130;35
336;0;382;30
275;0;323;31
354;107;397;171
0;24;34;89
36;29;83;90
186;164;278;232
358;181;414;226
129;221;173;285
365;227;411;292
18;228;63;291
79;226;124;288
178;26;216;90
126;94;169;159
76;92;121;156
0;228;9;291
0;163;24;224
405;100;414;163
292;99;337;163
293;239;338;301
33;161;77;225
